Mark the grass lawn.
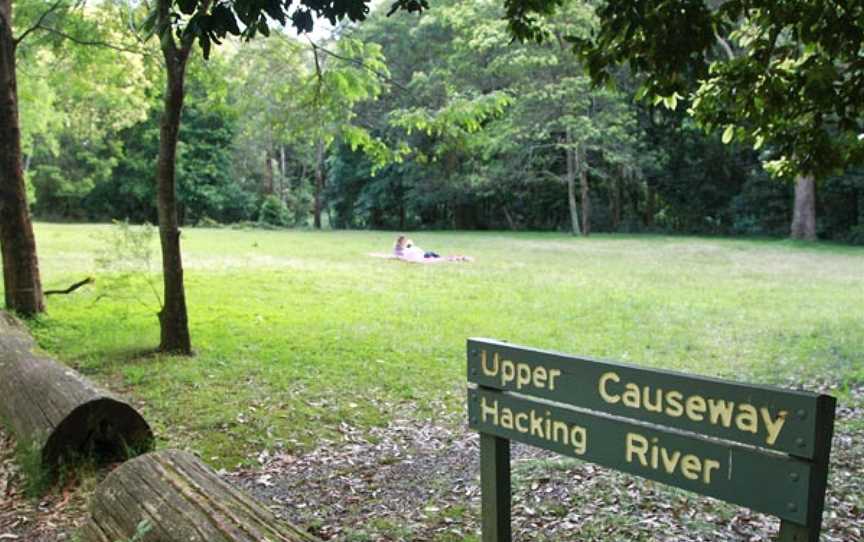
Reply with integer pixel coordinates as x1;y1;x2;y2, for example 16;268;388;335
19;223;864;469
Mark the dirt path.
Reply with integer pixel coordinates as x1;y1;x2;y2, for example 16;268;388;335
230;407;863;542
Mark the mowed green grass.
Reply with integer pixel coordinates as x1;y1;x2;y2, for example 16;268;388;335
14;224;864;467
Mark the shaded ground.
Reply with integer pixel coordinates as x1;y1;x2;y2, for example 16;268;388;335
2;387;861;541
0;428;88;542
231;392;864;542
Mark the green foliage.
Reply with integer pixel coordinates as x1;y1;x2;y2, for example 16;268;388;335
558;0;864;179
124;520;153;542
147;0;428;60
13;0;864;241
846;226;864;247
14;437;52;498
258;195;291;227
94;221;162;312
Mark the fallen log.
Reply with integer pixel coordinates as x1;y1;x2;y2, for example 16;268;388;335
80;449;318;542
0;311;153;475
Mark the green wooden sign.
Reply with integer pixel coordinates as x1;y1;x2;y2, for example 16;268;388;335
466;338;836;542
468;339;822;458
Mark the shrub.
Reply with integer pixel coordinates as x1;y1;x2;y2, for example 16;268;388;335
258;195;290;227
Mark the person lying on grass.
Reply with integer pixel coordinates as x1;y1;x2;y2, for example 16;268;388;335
393;235;472;262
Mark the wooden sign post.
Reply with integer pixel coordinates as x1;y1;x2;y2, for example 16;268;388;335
467;338;836;542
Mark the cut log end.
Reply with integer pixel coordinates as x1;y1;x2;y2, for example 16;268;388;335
0;310;153;483
44;397;154;469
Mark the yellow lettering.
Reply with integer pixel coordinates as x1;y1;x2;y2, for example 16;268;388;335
480;350;497;377
501;359;515;386
548;369;561;390
761;408;788;446
707;398;735;428
703;459;720;484
598;372;621;404
680;455;701;480
570;426;587;455
665;391;684;417
735;404;759;434
481;397;498;425
530;410;544;437
625;433;649;466
650;437;660;468
660;448;681;474
516;364;531;390
685;395;707;421
515;413;529;433
500;407;514;429
643;387;663;413
623;383;641;408
552;421;568;443
533;366;548;388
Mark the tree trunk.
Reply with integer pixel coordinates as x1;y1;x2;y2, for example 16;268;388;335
155;9;192;355
644;181;656;228
578;145;591;236
263;150;274;195
0;312;153;476
502;205;516;231
565;131;581;236
611;166;623;231
80;450;319;542
314;137;324;229
0;1;44;316
279;145;287;198
790;174;817;241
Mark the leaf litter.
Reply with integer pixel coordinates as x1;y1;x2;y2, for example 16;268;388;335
230;390;864;542
1;384;861;541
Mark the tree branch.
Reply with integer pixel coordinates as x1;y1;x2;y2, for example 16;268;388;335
309;41;409;92
44;277;94;296
14;0;64;45
714;31;735;61
25;24;151;56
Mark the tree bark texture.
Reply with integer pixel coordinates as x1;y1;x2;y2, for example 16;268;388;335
314;137;324;229
156;8;192;354
644;181;656;228
790;174;817;241
80;450;319;542
610;167;623;231
578;145;591;236
565;130;580;236
0;311;153;474
0;1;44;316
263;151;275;195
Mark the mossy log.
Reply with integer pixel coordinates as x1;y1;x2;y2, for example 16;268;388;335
80;450;319;542
0;311;153;472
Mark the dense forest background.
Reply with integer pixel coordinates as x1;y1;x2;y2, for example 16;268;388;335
18;0;864;242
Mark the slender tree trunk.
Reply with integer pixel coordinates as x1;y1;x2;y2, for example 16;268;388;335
565;130;580;236
644;181;656;228
313;137;324;229
502;205;516;231
578;145;591;236
279;145;287;198
0;1;44;316
611;166;623;231
790;174;817;241
263;150;274;195
398;180;406;230
155;9;192;355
